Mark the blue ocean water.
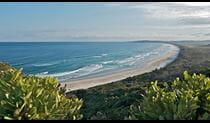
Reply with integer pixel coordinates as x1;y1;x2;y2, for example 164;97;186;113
0;42;178;81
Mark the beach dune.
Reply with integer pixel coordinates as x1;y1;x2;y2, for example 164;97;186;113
61;44;180;92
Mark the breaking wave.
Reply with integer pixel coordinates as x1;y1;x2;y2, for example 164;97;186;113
37;64;103;79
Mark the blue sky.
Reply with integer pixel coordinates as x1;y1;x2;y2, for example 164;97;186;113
1;2;210;42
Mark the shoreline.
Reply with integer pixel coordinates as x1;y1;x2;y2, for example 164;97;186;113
68;42;210;120
61;44;180;92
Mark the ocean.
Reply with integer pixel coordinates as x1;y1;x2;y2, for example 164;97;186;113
0;42;179;82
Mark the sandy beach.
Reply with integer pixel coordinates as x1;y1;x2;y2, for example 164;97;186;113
61;44;180;92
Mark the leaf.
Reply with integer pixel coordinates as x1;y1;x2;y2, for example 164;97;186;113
4;116;13;120
5;93;9;99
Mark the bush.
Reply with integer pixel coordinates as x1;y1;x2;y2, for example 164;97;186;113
129;71;210;120
0;62;13;74
0;68;83;120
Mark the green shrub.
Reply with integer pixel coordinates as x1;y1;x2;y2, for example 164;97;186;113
129;71;210;120
0;68;83;120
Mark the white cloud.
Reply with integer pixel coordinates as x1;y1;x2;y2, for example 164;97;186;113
106;2;210;20
2;2;210;41
172;2;210;6
104;2;124;7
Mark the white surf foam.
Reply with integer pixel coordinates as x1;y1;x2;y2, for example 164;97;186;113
93;53;108;58
37;71;49;75
37;64;103;79
102;60;115;64
32;60;67;67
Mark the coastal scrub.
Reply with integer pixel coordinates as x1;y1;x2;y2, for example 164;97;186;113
129;71;210;120
0;65;83;120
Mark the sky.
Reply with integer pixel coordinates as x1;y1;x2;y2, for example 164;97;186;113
1;2;210;42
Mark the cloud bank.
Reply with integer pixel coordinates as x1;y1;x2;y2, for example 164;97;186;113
1;2;210;41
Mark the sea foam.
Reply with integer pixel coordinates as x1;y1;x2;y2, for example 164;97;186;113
37;64;103;79
93;53;108;58
32;60;67;67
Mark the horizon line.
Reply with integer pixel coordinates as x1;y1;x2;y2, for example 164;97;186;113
0;39;210;43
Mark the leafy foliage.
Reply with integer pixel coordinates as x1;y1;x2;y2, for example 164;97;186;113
71;84;144;120
129;71;210;120
0;62;13;74
0;68;83;120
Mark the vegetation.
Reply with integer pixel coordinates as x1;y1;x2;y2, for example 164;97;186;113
129;71;210;120
0;64;83;120
2;43;210;120
0;62;14;73
72;85;144;120
70;44;210;120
